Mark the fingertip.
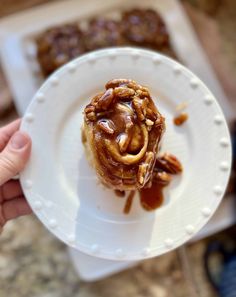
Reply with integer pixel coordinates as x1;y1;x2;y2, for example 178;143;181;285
3;197;32;222
9;131;31;151
0;132;32;185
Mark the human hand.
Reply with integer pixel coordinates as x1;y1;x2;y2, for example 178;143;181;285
0;119;32;230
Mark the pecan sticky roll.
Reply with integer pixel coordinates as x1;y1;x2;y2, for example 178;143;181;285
83;79;165;190
121;9;169;50
84;18;126;51
37;24;86;77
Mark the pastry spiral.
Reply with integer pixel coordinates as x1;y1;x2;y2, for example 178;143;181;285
83;79;165;190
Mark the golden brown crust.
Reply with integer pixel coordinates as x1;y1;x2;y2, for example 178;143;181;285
83;79;165;190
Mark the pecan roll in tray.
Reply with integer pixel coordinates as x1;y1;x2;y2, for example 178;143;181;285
83;79;165;191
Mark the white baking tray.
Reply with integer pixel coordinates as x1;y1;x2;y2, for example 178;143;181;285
0;0;234;120
0;0;234;281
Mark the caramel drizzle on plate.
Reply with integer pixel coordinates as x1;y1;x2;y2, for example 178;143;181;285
115;153;183;214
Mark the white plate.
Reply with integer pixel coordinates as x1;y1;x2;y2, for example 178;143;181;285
20;48;231;261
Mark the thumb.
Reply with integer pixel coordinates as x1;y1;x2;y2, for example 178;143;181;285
0;131;31;186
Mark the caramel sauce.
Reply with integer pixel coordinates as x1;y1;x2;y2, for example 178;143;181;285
115;182;165;213
115;190;125;197
173;112;188;126
113;152;182;213
123;191;135;214
139;182;164;211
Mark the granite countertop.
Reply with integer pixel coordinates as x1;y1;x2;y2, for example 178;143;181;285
0;1;235;296
0;215;215;297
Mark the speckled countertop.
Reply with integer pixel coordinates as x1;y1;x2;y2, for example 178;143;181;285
0;1;235;296
0;215;217;297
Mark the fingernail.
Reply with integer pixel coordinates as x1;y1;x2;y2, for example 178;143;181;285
10;132;29;150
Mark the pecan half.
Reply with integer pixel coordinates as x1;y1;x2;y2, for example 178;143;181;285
114;86;135;98
153;171;172;186
91;92;103;105
146;107;158;121
155;153;183;174
136;89;149;99
105;78;135;89
84;104;95;114
97;119;115;134
133;97;147;121
96;88;114;110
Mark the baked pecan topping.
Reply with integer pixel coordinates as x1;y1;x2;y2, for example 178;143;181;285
155;153;183;174
83;79;165;190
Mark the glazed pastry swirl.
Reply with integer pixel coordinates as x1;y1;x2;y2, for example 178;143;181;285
83;79;165;190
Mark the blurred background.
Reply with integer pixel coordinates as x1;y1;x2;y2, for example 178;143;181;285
0;0;235;296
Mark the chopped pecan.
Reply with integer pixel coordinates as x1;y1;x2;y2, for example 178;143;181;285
136;89;149;98
97;119;115;134
85;105;96;121
126;81;141;91
114;86;135;98
137;152;154;186
146;107;157;121
153;171;172;186
86;112;96;121
91;92;103;105
173;112;188;126
145;119;154;126
84;104;95;114
155;153;183;174
137;163;148;185
105;79;135;89
96;88;114;110
133;97;146;121
140;86;149;93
